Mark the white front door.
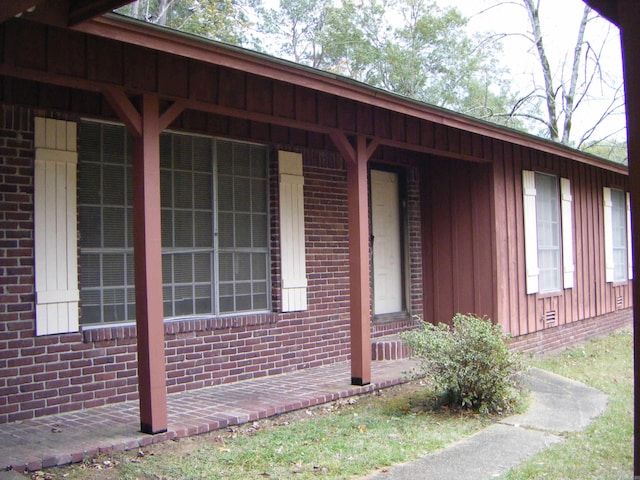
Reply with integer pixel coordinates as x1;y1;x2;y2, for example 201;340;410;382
371;169;403;314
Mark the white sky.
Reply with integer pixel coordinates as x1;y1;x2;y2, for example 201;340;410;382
442;0;622;81
437;0;625;143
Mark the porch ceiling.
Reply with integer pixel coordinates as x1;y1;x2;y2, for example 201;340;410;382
0;0;134;26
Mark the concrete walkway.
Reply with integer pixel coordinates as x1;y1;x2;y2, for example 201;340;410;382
363;368;608;480
0;364;607;479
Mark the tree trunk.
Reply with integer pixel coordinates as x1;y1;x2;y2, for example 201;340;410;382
156;0;172;25
523;0;559;141
562;5;591;144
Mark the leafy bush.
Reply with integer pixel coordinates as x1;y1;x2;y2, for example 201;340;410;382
400;313;526;414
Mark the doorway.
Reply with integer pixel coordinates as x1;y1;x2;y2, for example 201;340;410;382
371;169;403;315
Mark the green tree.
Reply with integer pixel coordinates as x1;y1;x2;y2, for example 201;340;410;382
118;0;259;45
260;0;332;67
318;0;389;81
583;138;628;165
261;0;518;125
381;0;517;119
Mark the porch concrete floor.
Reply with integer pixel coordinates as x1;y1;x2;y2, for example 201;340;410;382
0;358;417;473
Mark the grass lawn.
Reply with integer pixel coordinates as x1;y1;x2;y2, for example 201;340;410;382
39;327;632;480
41;382;495;480
501;327;633;479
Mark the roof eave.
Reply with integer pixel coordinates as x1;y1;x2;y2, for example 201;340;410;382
71;13;626;175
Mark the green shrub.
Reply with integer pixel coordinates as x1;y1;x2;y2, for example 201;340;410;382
400;313;526;415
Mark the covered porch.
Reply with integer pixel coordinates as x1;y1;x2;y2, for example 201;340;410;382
0;357;415;473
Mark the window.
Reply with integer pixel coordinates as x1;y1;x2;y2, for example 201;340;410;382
535;173;561;292
78;121;270;325
522;171;574;294
604;187;631;283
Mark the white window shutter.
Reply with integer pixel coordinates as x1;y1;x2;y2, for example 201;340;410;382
603;187;614;283
522;170;539;294
34;118;79;335
627;192;633;280
279;151;307;312
560;178;574;289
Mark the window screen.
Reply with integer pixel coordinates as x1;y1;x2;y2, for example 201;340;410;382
535;172;561;293
611;188;628;282
78;121;270;324
217;140;269;313
78;122;134;324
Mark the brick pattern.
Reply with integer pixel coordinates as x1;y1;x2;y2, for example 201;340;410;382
0;107;426;423
1;106;38;423
406;165;424;320
0;358;417;473
510;308;632;354
371;335;411;360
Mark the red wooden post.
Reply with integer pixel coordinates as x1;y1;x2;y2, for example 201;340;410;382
132;93;168;434
331;134;378;386
617;0;640;474
344;136;373;386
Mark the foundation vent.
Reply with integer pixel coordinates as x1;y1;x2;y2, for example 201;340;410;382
543;310;557;326
616;296;624;310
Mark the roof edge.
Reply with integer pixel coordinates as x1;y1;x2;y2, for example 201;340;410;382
71;13;627;175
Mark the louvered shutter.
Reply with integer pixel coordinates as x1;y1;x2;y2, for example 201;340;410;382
560;178;574;289
603;187;614;283
34;118;79;335
627;192;633;280
522;171;539;294
279;151;307;311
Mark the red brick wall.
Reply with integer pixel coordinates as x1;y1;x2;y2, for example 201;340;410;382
509;308;632;354
0;106;39;423
0;106;424;423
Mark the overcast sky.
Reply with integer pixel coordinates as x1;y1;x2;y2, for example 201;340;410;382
443;0;622;80
439;0;625;141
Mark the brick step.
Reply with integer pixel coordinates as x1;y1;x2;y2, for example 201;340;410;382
371;335;411;361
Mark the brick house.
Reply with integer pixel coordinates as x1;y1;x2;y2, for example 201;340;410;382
0;2;632;433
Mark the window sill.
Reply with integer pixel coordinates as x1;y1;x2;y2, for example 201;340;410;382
82;312;277;343
373;312;412;324
535;291;564;300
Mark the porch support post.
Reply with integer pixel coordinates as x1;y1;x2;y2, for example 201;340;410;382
618;0;640;474
132;93;167;434
102;88;185;434
331;133;379;386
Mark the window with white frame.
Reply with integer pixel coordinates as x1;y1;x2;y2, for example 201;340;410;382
535;173;561;293
522;171;574;295
604;187;631;283
78;121;270;325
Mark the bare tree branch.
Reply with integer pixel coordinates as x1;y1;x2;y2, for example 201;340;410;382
522;0;558;141
561;5;591;143
576;83;626;148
